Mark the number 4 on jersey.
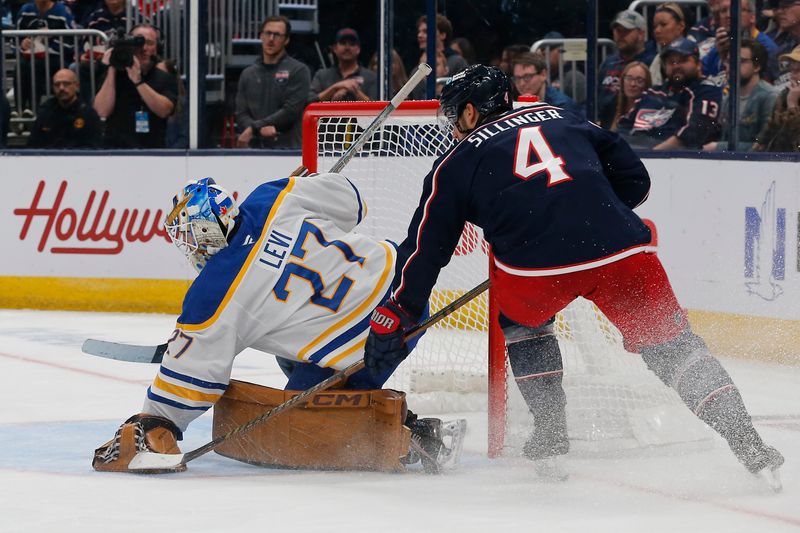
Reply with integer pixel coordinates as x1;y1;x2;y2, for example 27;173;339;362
513;125;573;186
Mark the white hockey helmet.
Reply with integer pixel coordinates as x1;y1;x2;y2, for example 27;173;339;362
165;177;239;272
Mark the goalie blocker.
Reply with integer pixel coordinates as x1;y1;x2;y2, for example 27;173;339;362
93;380;466;473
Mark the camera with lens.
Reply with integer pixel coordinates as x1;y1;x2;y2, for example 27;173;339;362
109;35;146;69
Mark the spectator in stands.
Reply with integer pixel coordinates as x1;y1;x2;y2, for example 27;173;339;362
618;37;722;150
703;39;778;151
498;44;530;75
767;0;800;84
703;0;779;86
599;10;657;128
309;28;377;103
235;16;309;149
27;68;101;147
78;0;129;104
85;0;128;47
450;37;476;65
689;0;720;57
0;95;10;148
754;44;800;151
540;30;586;104
650;3;688;86
63;0;97;27
609;61;652;131
15;0;76;111
368;49;409;96
159;59;188;149
415;14;468;76
511;52;583;117
93;23;178;148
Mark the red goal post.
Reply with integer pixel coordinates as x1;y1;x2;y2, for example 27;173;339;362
300;100;712;459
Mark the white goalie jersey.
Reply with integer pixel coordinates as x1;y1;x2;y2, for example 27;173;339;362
144;173;396;430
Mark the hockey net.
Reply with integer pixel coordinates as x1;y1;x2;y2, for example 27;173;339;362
302;101;711;457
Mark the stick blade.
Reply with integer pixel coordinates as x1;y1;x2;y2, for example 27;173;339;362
128;451;187;473
81;339;166;364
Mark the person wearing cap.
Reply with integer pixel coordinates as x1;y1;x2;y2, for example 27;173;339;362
754;44;800;151
598;10;657;128
649;2;688;86
310;28;377;102
767;0;800;65
617;37;723;150
540;30;587;104
702;0;779;86
235;15;311;149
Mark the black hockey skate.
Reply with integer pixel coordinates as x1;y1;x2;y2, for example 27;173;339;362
403;415;467;474
523;423;570;482
735;440;785;492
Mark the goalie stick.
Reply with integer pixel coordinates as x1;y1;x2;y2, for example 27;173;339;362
126;279;490;472
82;63;434;366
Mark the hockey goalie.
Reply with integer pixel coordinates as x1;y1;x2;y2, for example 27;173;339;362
92;175;466;474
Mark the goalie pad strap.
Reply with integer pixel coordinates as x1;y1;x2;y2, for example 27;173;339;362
213;380;411;472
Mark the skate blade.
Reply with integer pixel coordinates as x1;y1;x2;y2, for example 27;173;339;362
534;457;569;482
437;419;467;471
761;467;783;493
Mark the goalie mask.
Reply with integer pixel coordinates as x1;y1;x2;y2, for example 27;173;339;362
165;178;239;272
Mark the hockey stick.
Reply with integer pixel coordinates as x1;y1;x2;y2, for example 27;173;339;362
127;279;490;472
329;62;431;174
83;64;434;366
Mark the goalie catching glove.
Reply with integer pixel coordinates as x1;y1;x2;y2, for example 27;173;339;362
93;414;185;473
365;299;416;376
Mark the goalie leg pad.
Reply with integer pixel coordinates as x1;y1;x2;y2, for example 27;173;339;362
503;316;569;460
92;414;184;473
641;329;784;473
213;380;411;472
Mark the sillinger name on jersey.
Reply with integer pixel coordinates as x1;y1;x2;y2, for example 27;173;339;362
467;107;563;148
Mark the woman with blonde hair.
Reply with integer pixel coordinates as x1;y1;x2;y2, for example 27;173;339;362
610;61;652;130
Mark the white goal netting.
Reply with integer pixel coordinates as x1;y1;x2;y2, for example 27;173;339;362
303;101;711;455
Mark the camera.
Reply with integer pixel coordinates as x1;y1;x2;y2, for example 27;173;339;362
109;35;146;70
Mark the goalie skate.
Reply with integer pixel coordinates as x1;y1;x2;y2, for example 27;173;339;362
404;418;467;474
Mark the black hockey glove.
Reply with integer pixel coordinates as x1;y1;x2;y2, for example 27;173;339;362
364;299;416;377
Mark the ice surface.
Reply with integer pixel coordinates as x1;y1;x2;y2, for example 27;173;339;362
1;309;798;533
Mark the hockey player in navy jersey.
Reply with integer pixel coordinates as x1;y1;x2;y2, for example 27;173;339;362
364;65;783;487
92;175;458;474
617;37;722;150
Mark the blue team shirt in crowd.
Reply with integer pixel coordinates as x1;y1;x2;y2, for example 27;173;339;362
616;77;722;149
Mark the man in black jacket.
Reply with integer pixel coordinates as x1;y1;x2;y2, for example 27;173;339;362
93;23;178;148
27;68;102;148
235;16;311;149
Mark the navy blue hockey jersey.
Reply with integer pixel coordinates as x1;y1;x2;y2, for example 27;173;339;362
616;78;722;149
393;102;653;318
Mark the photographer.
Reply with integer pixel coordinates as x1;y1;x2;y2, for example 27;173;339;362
93;23;178;148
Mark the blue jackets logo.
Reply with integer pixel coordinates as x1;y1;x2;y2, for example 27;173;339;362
744;181;785;301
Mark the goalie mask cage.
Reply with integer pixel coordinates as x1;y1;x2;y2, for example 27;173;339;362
302;101;711;458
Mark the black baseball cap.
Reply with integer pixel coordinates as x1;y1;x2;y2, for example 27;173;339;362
660;37;699;58
335;28;360;44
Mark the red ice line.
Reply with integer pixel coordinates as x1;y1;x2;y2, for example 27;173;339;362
0;351;149;385
575;472;800;528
